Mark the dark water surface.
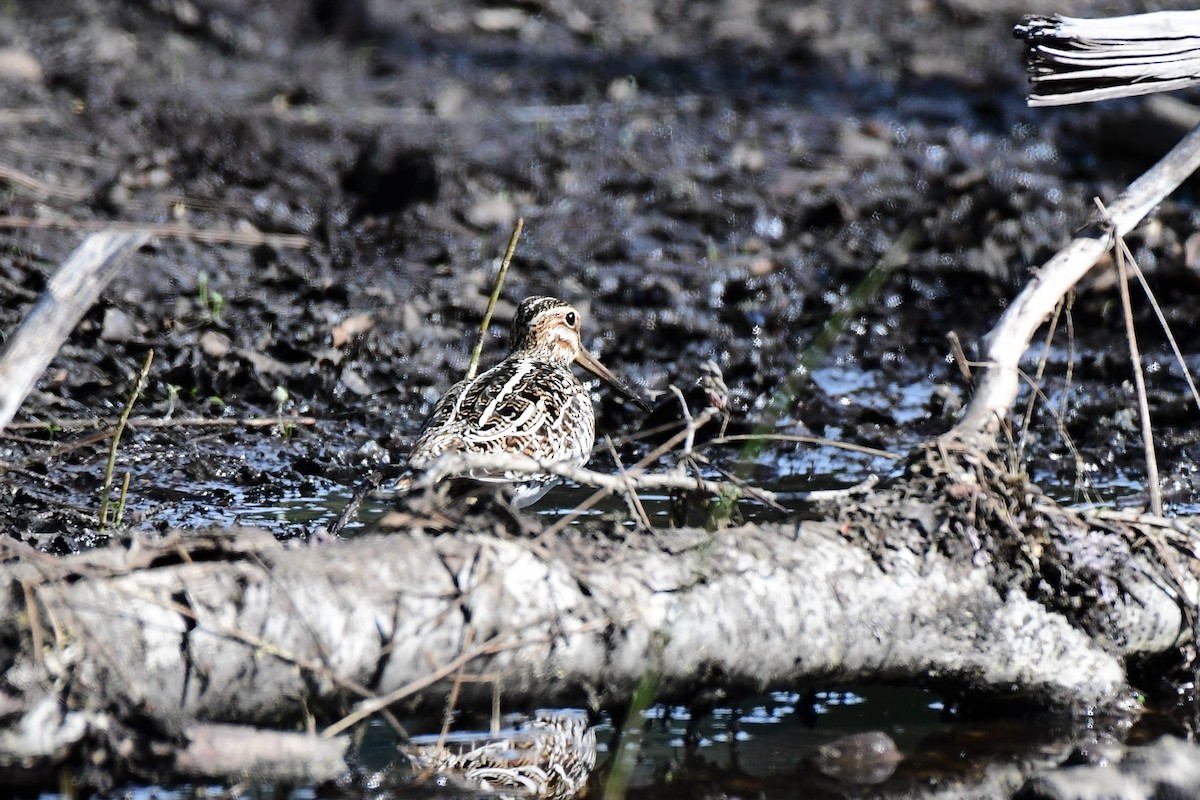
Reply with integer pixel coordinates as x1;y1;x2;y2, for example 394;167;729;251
71;685;1152;799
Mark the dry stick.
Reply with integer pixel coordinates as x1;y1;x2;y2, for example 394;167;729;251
1058;292;1078;424
466;218;524;381
322;617;614;740
699;433;901;462
325;470;384;538
947;331;973;384
604;436;653;530
115;472;132;527
669;385;697;456
1106;215;1162;517
0;230;150;435
0;216;307;249
1016;297;1065;463
0;162;89;200
1118;238;1200;414
20;580;44;666
5;415;318;432
433;623;476;759
99;350;154;529
540;409;725;537
0;109;50;124
702;458;790;513
322;632;511;739
950;118;1200;442
986;358;1100;505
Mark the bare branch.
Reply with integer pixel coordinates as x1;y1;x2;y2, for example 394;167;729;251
949;121;1200;442
412;450;778;505
0;231;150;434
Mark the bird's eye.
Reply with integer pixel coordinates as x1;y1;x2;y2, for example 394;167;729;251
565;311;577;327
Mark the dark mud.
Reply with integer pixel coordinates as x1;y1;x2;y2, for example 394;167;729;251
1;0;1199;546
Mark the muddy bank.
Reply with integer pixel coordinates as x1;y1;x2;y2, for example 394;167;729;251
0;1;1198;537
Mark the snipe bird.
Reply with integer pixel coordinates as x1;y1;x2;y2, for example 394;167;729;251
402;709;596;799
408;296;635;507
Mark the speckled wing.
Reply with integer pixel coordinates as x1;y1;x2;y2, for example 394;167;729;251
408;359;596;479
402;710;596;800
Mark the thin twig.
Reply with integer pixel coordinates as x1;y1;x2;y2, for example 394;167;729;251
1100;199;1162;516
466;218;523;381
415;447;761;503
698;433;902;461
323;632;516;739
604;436;652;530
705;459;789;513
947;331;972;384
0;216;308;249
115;472;132;527
20;580;44;666
1017;296;1065;463
1059;292;1077;424
1118;238;1200;414
669;385;697;456
326;470;385;538
541;409;724;537
100;350;153;529
960;355;1099;506
0;109;51;125
0;162;89;201
434;623;475;756
4;414;318;434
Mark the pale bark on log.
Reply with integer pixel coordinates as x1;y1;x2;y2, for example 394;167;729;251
0;499;1191;753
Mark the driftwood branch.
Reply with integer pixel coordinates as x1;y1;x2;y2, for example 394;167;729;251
0;230;149;434
949;118;1200;442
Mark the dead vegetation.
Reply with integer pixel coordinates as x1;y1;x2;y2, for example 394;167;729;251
0;1;1199;797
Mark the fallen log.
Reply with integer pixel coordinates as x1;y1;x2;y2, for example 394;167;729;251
0;462;1195;781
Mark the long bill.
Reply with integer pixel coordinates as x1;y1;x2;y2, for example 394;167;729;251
575;348;650;411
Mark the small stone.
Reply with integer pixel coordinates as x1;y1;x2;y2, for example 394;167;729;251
341;366;372;396
474;8;527;32
198;330;231;358
100;308;144;342
466;192;516;229
0;48;42;82
815;731;902;785
331;313;374;348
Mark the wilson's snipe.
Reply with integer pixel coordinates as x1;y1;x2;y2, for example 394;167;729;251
408;296;635;507
402;709;597;799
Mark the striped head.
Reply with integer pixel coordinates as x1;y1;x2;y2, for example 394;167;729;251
507;295;645;409
508;296;586;366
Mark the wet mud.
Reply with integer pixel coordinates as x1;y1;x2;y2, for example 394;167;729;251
0;0;1198;545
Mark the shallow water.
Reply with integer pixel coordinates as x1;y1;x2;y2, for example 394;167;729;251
203;363;1198;538
68;683;1153;799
